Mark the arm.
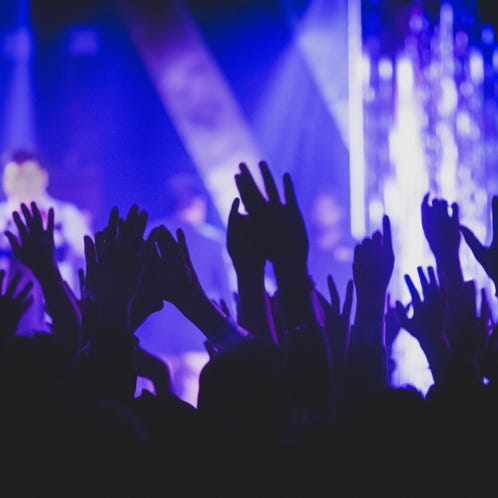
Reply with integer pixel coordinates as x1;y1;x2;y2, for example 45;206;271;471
77;205;147;402
236;161;333;430
0;270;33;346
396;266;450;385
460;195;498;297
227;193;276;342
421;194;463;291
152;224;252;353
5;202;82;357
346;215;394;400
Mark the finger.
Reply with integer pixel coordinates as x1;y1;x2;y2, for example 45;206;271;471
143;231;160;262
12;211;29;241
135;209;149;241
417;266;429;296
107;206;119;241
235;163;266;213
342;279;354;323
177;228;194;270
451;202;459;224
228;197;240;225
84;235;97;271
382;215;393;252
460;225;486;264
94;230;105;260
155;225;177;258
47;207;54;236
20;203;33;229
30;202;43;231
327;274;340;311
5;231;21;256
259;160;281;204
283;172;298;208
404;274;421;306
5;272;22;298
427;265;437;288
78;268;85;296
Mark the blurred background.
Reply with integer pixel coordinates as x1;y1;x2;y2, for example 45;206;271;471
1;0;497;399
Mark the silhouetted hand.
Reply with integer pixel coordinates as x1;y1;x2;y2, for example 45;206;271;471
460;195;498;296
151;225;204;313
421;193;465;296
227;197;266;276
86;205;148;330
421;193;460;261
0;270;33;339
396;266;446;349
6;201;82;354
129;231;165;332
235;161;309;277
396;266;449;384
5;202;57;277
317;276;353;375
353;215;394;313
445;281;491;370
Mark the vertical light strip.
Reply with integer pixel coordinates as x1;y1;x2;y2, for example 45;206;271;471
347;0;366;238
294;0;350;148
120;0;262;226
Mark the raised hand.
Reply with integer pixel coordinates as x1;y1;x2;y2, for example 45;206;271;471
227;196;266;277
421;193;460;260
5;201;82;355
0;270;33;339
318;276;353;375
151;225;203;312
460;195;498;296
86;205;148;330
353;215;394;331
235;161;309;277
129;231;165;332
395;266;449;384
227;196;276;341
396;266;446;349
421;194;463;289
5;202;56;278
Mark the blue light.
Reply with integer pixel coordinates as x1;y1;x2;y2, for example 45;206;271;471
481;25;494;46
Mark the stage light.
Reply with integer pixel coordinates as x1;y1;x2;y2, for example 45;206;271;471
481;25;495;46
378;57;393;80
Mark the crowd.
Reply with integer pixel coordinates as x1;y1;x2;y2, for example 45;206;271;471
0;155;497;496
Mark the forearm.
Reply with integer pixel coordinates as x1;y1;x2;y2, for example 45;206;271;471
435;253;464;289
236;269;277;343
273;264;319;331
352;293;386;347
35;265;82;355
176;288;252;351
